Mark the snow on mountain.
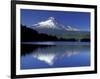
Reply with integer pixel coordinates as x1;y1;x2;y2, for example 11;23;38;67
32;17;79;31
66;26;79;31
29;17;83;38
32;17;61;29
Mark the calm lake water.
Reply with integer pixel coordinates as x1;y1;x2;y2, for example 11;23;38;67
21;42;90;69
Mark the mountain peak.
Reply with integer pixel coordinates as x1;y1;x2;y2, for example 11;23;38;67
48;17;55;21
32;17;79;31
32;16;60;29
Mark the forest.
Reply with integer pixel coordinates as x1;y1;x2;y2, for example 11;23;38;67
21;24;90;42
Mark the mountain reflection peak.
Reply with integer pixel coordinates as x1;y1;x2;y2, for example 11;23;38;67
33;53;56;65
31;45;85;65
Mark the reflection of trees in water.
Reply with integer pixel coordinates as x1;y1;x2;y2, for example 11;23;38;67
21;44;56;56
21;44;89;57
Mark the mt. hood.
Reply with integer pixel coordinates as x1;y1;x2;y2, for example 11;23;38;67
29;17;89;39
31;17;79;31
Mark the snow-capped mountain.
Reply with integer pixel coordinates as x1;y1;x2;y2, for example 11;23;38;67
32;17;79;31
33;17;61;29
29;17;89;39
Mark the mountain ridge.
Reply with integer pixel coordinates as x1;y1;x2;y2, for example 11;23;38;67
21;17;90;42
31;17;80;31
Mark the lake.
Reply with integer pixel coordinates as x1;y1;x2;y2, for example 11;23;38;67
21;42;90;69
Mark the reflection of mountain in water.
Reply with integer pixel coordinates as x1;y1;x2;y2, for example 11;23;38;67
21;44;89;65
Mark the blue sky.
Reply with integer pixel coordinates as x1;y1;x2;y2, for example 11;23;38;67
21;9;90;31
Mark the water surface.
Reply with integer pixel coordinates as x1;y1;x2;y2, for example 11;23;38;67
21;42;90;69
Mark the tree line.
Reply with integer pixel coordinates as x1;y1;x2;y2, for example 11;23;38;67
21;24;90;42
